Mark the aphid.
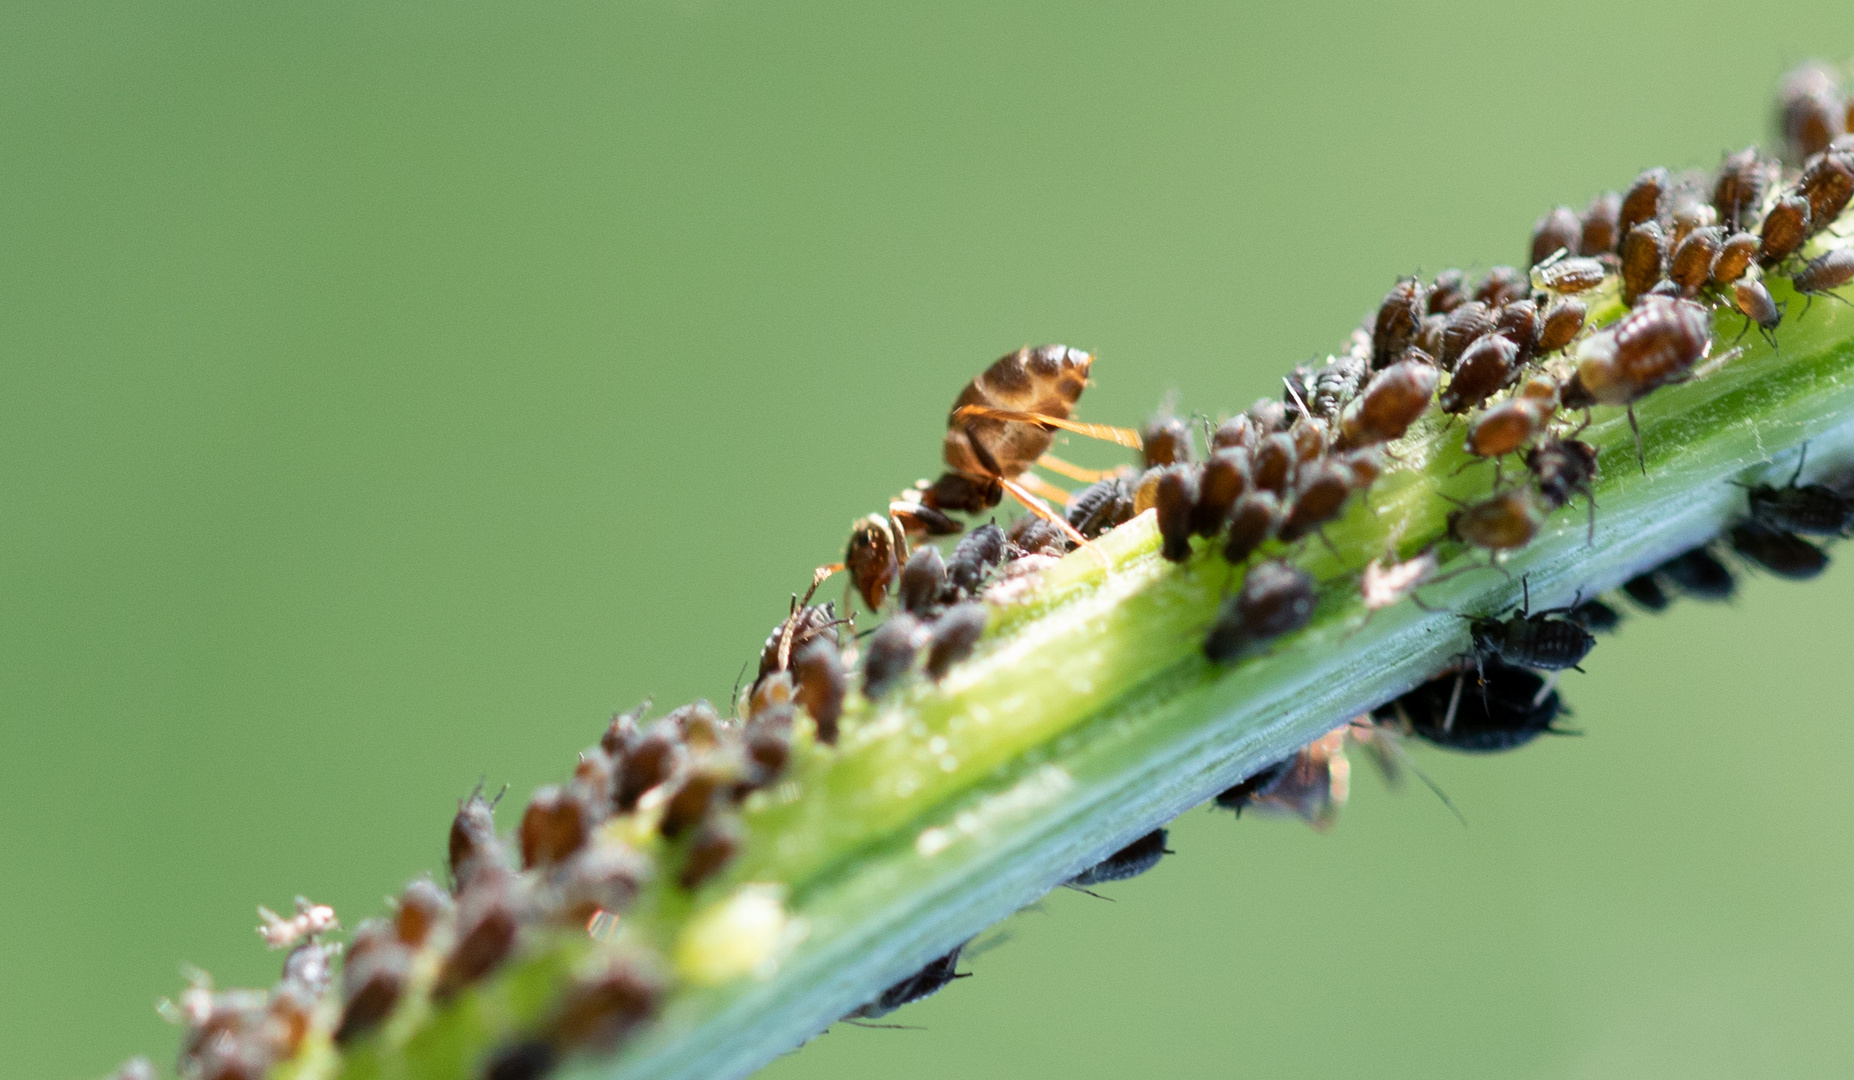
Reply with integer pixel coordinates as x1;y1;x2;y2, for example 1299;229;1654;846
1064;475;1135;539
1759;194;1812;265
556;845;651;926
659;760;731;839
792;639;845;743
1373;278;1428;368
1277;459;1355;543
1415;313;1448;357
1526;435;1599;538
1221;490;1282;565
1580;191;1622;256
1203;560;1316;663
1567;598;1622;633
1710;231;1758;285
1796;151;1854;234
1619;221;1665;305
1428;268;1469;314
1247;397;1292;434
1474;266;1528;307
1440;300;1496;370
1447;489;1542;553
1213;730;1349;827
1250;431;1297;495
546;958;665;1052
1336;357;1439;448
1531;206;1581;266
1438;334;1518;414
1620;572;1670;611
1213;756;1290;814
519;786;589;869
1667;199;1718;252
897;547;946;616
1533;255;1607;295
1668;225;1724;294
1360;548;1438;612
1065;829;1171;895
1536;299;1587;354
1378;656;1568;753
942;522;1006;600
1713;147;1771;230
678;814;741;890
1467;580;1595;672
1290;415;1328;461
756;599;841;688
1617;166;1668;237
1655;546;1735;601
1778;64;1845;161
1728;521;1830;580
449;785;508;889
1493;298;1540;361
1793;248;1854;309
1192;449;1250;537
1732;278;1784;347
924;603;988;680
1008;513;1073;557
433;881;520;1001
931;345;1141;540
1574;298;1714;466
1744;451;1854;536
1142;414;1196;467
1155;465;1201;562
336;936;410;1045
394;878;451;948
1465;392;1553;461
1211;413;1260;452
846;945;971;1021
862;614;924;700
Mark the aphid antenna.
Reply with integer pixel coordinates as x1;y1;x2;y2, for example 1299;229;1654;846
841;1020;926;1031
728;658;751;720
1368;728;1468;828
1061;883;1114;902
1281;378;1313;421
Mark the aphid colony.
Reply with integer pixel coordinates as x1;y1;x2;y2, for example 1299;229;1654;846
127;64;1854;1080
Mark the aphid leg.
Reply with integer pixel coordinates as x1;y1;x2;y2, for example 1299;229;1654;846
949;405;1145;449
998;477;1106;566
1035;454;1121;483
1361;724;1466;827
1440;669;1465;735
1061;883;1113;902
1532;670;1562;708
1585;492;1597;548
778;563;843;672
1688;344;1746;383
1314;528;1342;559
842;1020;927;1031
1626;405;1646;475
1789;442;1810;487
1015;471;1073;507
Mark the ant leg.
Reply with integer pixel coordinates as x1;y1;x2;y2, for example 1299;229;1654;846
950;405;1144;449
998;477;1105;566
1036;454;1121;484
1627;405;1645;475
777;563;843;671
1015;471;1073;507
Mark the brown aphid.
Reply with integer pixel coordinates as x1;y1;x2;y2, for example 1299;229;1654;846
1222;491;1282;565
1277;460;1355;542
1537;299;1587;354
550;959;665;1052
1247;397;1292;434
394;878;450;948
1575;296;1714;405
1192;448;1250;537
1759;194;1813;265
433;884;519;1002
1440;301;1496;370
1779;65;1845;161
1202;560;1316;663
1710;232;1758;285
1713;147;1771;230
1250;431;1297;495
1734;278;1785;347
1010;512;1074;557
1337;357;1438;448
616;724;682;811
1211;413;1260;452
1438;334;1518;415
335;942;410;1045
844;514;900;612
741;712;792;789
557;844;653;924
1618;166;1668;237
519;786;588;870
862;613;924;700
1797;151;1854;233
1531;206;1581;266
1447;489;1543;552
1667;199;1718;252
1155;465;1200;562
1415;313;1448;357
1373;278;1428;367
449;786;507;890
897;546;946;616
1214;730;1350;829
1793;247;1854;306
1474;266;1528;307
1428;268;1468;314
660;761;732;839
1528;436;1599;513
1533;256;1607;295
1580;191;1622;255
1291;417;1329;461
678;815;742;890
1669;226;1724;294
1142;414;1195;467
1493;298;1540;362
1619;221;1665;305
1466;395;1552;460
791;639;845;743
925;603;989;680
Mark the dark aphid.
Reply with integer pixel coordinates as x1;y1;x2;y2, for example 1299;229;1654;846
394;878;451;948
847;945;971;1021
943;522;1006;600
1656;546;1736;601
1290;415;1329;462
1778;64;1845;161
1067;828;1171;891
1793;247;1854;307
1211;413;1261;453
1438;334;1518;415
616;722;683;812
1203;560;1316;663
1796;151;1854;234
1759;194;1813;266
1009;513;1072;557
845;515;901;612
1580;191;1623;255
449;786;508;890
1250;431;1297;495
1713;148;1772;231
1468;581;1595;672
336;930;410;1045
556;845;652;925
1669;226;1725;294
1567;599;1622;633
678;814;742;890
1575;296;1713;406
1155;465;1201;562
1214;756;1291;814
1440;300;1496;370
1415;313;1449;358
1474;266;1528;307
1618;166;1668;237
1531;206;1582;266
659;760;732;839
1447;489;1542;553
1277;460;1354;543
433;880;520;1001
1729;521;1830;580
1527;435;1599;515
482;1041;555;1080
1247;397;1293;434
1192;449;1250;537
1373;278;1428;368
1428;268;1469;314
1336;357;1438;449
1064;475;1135;539
1381;657;1567;753
863;614;924;700
1222;490;1282;565
1212;731;1348;827
1745;453;1854;536
1537;299;1587;354
1619;221;1665;306
1142;414;1196;468
1733;278;1784;347
792;639;845;743
1711;232;1759;285
1533;256;1607;295
1493;298;1540;361
1621;572;1670;611
519;786;589;870
897;547;946;616
924;603;988;680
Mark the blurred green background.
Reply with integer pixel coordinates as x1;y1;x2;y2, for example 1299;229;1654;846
5;3;1853;1078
